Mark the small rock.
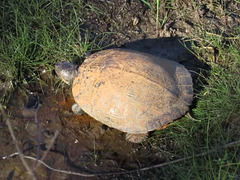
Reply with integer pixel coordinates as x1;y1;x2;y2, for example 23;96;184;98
132;16;140;26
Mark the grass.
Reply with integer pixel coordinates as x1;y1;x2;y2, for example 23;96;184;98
146;26;240;180
140;0;166;34
0;0;104;104
137;1;240;178
0;0;240;179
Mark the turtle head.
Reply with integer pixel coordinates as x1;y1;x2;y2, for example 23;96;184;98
55;61;78;85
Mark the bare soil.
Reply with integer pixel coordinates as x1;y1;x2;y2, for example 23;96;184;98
0;0;239;179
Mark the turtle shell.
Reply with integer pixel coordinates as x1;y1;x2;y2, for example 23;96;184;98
72;49;193;134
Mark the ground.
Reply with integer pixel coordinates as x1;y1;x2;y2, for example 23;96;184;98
0;0;239;179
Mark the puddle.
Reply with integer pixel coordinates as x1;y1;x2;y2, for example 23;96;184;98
1;89;163;179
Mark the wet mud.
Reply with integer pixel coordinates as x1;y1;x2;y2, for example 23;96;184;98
1;91;165;179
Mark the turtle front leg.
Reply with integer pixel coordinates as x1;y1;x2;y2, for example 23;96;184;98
125;133;148;143
72;103;84;115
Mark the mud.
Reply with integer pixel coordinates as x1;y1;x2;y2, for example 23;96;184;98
1;90;165;179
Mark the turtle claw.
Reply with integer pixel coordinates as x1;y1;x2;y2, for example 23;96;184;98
72;103;84;115
125;133;148;143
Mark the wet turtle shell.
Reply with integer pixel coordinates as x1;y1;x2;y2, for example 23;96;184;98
72;48;193;134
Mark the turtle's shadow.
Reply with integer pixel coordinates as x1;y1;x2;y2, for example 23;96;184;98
121;37;209;80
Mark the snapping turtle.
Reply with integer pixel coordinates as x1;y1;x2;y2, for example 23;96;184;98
55;48;193;143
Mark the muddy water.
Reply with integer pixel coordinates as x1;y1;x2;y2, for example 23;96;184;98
1;90;161;179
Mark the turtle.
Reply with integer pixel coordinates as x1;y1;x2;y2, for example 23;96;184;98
55;48;193;143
